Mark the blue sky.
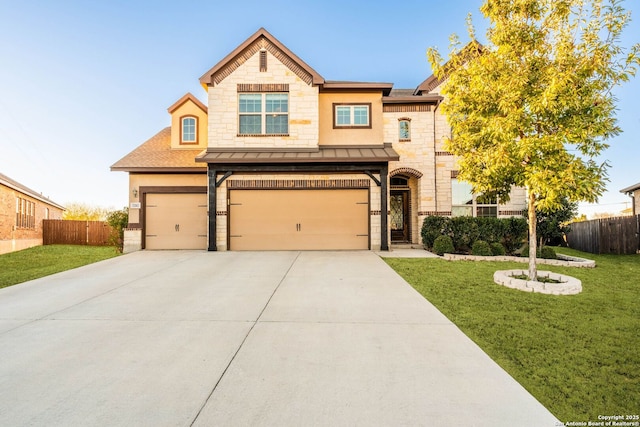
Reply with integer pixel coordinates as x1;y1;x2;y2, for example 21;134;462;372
0;0;638;217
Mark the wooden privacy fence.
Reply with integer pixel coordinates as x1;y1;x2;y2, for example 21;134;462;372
43;220;113;246
566;215;640;255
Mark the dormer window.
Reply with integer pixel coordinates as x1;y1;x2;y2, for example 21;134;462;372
181;116;197;144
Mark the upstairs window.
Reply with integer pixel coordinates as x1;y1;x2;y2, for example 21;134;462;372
181;116;197;144
333;104;371;128
398;118;411;141
238;93;289;135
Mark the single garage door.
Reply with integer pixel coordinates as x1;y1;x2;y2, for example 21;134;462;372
229;189;369;250
145;193;207;250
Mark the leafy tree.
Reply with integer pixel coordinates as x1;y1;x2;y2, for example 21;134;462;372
535;197;578;247
428;0;639;280
62;203;110;221
106;208;128;253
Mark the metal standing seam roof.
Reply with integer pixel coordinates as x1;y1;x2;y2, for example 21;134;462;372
195;145;400;164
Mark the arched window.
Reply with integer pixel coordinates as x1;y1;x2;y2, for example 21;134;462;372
398;118;411;141
181;116;197;144
390;176;409;187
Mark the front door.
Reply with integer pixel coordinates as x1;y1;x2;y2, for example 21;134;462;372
390;190;410;243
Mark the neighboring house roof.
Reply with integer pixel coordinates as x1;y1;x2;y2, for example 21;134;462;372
0;172;65;209
196;145;399;164
620;182;640;194
110;127;206;172
199;27;325;87
167;93;207;114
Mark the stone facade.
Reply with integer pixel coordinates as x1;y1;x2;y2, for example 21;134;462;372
208;49;319;149
113;28;529;251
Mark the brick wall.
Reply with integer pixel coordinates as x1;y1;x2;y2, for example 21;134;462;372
0;184;64;254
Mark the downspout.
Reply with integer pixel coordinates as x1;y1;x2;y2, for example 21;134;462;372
433;99;442;214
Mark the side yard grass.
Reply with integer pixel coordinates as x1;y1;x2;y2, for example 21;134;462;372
385;247;639;422
0;245;120;289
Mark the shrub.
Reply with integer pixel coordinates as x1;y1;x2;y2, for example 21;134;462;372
450;216;479;253
476;217;505;244
490;242;506;256
502;217;528;255
521;245;557;259
540;246;557;259
106;208;129;253
472;240;493;256
433;235;455;255
421;216;451;249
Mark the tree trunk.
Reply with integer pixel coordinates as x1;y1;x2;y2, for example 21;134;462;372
528;190;537;281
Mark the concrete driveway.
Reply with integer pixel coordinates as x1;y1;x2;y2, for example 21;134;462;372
0;251;558;426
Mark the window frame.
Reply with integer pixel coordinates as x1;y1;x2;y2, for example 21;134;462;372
180;115;198;145
451;178;498;218
238;92;289;136
332;103;372;129
398;118;411;141
15;197;36;229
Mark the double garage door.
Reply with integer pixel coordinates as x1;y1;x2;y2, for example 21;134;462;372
144;189;370;250
229;189;369;251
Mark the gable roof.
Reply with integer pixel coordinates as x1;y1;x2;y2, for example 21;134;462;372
167;93;207;114
0;173;65;209
110;127;206;172
199;27;325;88
415;40;484;95
620;182;640;194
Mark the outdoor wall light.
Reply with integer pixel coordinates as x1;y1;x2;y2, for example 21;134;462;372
132;188;138;198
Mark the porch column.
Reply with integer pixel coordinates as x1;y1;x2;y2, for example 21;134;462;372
380;165;389;251
207;167;217;251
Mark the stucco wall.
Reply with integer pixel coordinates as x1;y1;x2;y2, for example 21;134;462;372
170;100;208;150
128;173;207;224
318;92;384;146
207;50;319;149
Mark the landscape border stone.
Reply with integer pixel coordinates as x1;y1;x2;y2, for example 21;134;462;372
493;269;583;295
442;253;595;268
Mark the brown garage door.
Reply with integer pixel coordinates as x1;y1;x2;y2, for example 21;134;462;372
229;189;369;250
145;193;207;250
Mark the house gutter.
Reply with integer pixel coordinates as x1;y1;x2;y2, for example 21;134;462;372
433;99;442;214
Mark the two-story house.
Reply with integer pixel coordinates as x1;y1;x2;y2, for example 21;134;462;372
112;28;526;252
0;173;65;254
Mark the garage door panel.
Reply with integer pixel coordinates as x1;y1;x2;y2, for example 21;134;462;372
146;193;207;250
229;189;369;251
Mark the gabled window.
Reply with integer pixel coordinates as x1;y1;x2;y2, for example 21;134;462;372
238;93;289;135
333;103;371;128
451;178;498;217
398;118;411;141
181;116;197;144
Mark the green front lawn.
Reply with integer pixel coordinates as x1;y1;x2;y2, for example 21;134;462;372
385;248;639;422
0;245;120;289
